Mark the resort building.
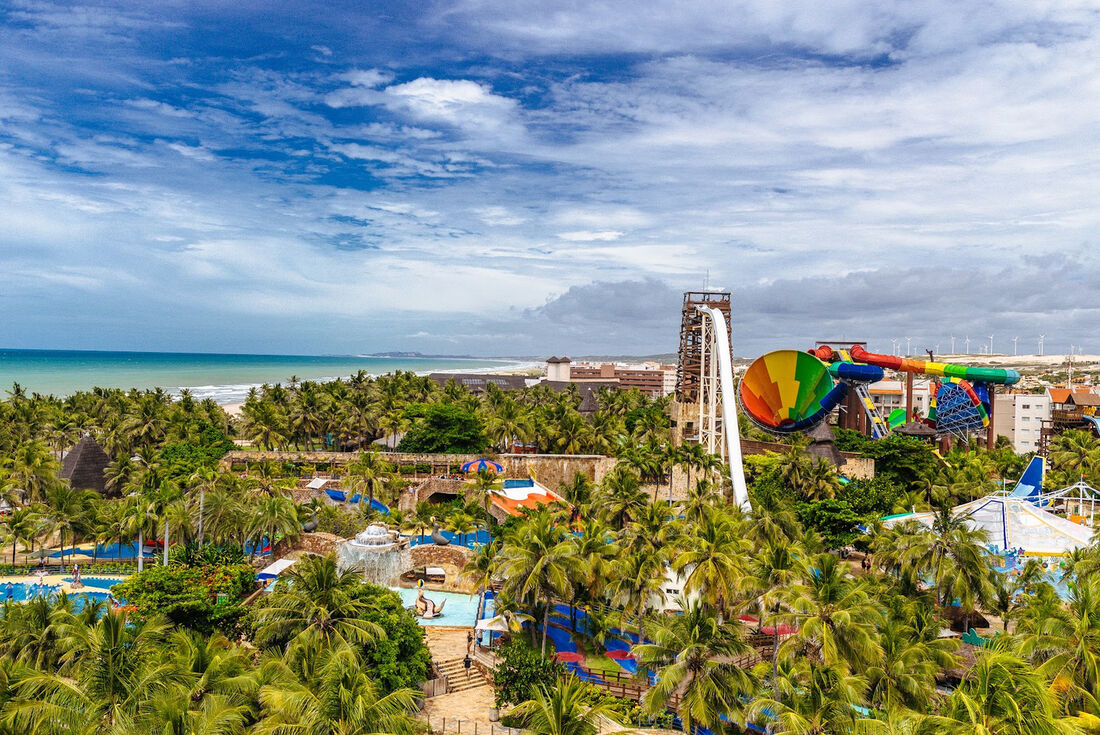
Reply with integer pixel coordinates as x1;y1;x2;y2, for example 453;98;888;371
867;378;933;418
426;373;528;394
544;357;677;397
993;392;1053;453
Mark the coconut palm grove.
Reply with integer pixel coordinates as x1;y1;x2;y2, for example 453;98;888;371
0;368;1097;735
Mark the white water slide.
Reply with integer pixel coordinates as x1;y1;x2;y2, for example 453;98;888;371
697;306;750;509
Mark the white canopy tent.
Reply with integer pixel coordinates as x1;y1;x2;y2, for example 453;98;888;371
883;496;1093;556
257;557;297;581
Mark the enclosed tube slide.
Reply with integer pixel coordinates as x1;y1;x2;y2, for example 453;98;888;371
698;306;750;509
739;350;872;435
811;345;1021;386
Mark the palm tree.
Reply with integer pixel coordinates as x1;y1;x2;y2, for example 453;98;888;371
465;468;499;521
255;645;420;735
44;484;95;565
747;539;804;686
780;553;882;674
513;676;621;735
344;450;392;507
673;509;748;615
3;507;40;564
917;647;1084;735
6;611;176;731
749;659;878;735
1;441;60;503
598;465;647;530
1018;576;1100;715
606;549;667;642
636;597;757;733
248;495;299;560
253;554;383;653
496;511;579;655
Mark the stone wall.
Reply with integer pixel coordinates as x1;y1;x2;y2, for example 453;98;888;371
410;543;474;570
281;532;344;557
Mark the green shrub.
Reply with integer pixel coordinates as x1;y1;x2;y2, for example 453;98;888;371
492;638;565;708
112;563;255;636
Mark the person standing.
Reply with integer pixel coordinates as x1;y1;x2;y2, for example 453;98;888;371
463;654;472;679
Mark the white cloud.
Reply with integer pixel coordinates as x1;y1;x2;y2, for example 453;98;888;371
556;230;624;242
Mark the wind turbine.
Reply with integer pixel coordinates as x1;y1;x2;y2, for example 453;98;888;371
1012;336;1018;356
950;335;956;353
905;336;912;356
965;336;971;354
1038;334;1045;356
891;338;899;356
988;334;995;355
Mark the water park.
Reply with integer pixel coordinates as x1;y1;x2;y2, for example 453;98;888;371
0;293;1097;733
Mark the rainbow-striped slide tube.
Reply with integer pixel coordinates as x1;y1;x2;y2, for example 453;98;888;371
813;345;1021;385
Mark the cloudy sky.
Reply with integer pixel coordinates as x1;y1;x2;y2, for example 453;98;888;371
1;1;1097;358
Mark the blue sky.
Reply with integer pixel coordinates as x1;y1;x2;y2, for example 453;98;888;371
1;0;1098;357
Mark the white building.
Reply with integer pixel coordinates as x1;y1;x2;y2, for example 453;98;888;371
993;392;1052;453
867;379;933;419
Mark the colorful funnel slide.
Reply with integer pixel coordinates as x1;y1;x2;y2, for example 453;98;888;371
812;345;1022;386
739;350;882;434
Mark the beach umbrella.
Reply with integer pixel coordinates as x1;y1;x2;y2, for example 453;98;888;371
738;614;759;624
604;649;635;660
461;459;504;474
25;549;52;560
554;651;585;663
760;624;799;636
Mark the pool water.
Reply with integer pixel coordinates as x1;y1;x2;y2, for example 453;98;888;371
0;583;117;612
390;587;480;626
64;576;126;592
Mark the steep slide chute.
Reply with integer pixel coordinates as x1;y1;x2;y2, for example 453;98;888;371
697;306;750;509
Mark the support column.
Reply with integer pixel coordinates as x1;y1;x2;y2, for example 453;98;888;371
987;384;996;450
905;373;914;423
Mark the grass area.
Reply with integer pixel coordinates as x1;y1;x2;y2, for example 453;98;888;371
584;654;627;676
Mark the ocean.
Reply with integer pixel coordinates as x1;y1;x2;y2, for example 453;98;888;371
0;349;527;404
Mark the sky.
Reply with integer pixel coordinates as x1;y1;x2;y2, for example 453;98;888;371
1;0;1098;358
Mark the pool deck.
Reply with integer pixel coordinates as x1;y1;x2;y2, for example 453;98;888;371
0;573;127;596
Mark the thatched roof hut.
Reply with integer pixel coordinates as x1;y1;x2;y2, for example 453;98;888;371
60;435;110;495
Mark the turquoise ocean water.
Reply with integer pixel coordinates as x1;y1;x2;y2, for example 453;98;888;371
0;349;523;403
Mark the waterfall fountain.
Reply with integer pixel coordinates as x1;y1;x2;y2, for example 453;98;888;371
336;523;411;585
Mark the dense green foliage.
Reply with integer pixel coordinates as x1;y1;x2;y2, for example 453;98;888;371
112;562;255;635
492;638;566;708
0;553;429;735
397;402;488;454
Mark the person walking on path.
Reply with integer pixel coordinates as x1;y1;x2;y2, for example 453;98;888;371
463;654;472;679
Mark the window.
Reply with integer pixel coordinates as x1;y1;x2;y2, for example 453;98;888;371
1021;404;1030;409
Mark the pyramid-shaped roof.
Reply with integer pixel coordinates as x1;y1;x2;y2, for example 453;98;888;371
60;435;110;494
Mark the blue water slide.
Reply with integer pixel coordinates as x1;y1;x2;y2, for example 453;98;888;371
829;362;885;383
1083;415;1100;438
1009;456;1045;498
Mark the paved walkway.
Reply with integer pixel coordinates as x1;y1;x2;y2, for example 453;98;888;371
424;627;475;661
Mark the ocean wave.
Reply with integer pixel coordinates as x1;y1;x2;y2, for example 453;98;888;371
175;361;541;404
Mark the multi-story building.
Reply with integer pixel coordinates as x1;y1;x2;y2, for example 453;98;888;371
866;379;932;419
993;392;1052;453
545;357;677;397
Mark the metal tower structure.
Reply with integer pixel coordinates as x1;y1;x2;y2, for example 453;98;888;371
675;291;732;403
674;291;748;508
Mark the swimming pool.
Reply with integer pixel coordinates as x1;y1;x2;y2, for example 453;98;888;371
64;576;126;592
390;587;480;626
0;583;116;612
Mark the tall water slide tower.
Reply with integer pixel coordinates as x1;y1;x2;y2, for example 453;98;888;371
671;291;749;508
